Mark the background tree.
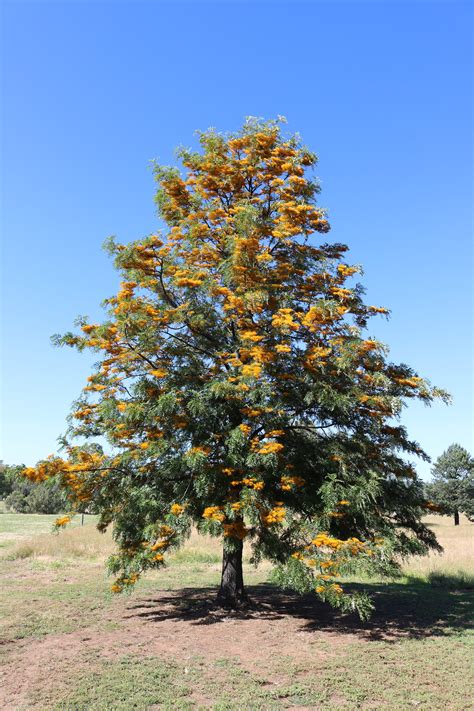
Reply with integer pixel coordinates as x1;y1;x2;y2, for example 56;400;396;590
426;444;474;525
2;464;68;514
5;478;68;515
0;463;17;500
24;118;448;618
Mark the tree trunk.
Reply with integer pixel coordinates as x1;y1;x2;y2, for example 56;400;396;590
454;510;460;526
217;537;248;608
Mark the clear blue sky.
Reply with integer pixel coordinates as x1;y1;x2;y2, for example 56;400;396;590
1;1;472;479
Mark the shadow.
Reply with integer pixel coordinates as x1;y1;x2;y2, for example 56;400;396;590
125;580;474;642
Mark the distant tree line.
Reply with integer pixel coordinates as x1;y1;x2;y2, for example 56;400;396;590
0;463;68;514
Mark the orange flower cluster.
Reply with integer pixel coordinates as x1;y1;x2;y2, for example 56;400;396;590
223;520;248;539
202;506;225;522
280;475;306;491
258;441;284;456
170;503;184;515
261;504;286;526
292;532;374;601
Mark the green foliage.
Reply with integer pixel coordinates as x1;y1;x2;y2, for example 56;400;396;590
0;463;22;499
4;466;68;514
426;444;474;522
270;557;374;620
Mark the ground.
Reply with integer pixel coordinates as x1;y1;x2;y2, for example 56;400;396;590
0;512;472;710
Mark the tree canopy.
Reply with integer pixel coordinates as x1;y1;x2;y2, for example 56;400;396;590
1;463;68;514
426;444;474;525
24;117;448;618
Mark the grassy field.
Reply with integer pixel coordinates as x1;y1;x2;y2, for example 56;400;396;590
0;512;472;710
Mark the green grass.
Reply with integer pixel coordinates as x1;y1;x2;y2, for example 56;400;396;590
48;657;194;711
22;635;474;710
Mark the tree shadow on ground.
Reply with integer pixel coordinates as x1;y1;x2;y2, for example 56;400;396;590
125;579;473;642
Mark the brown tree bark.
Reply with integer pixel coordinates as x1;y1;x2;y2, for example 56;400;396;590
454;510;460;526
217;537;249;608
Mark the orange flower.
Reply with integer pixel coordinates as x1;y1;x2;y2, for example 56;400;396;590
170;503;184;515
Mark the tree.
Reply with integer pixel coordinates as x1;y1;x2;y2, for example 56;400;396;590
3;464;68;513
5;479;67;514
426;444;474;525
0;463;18;499
23;118;448;618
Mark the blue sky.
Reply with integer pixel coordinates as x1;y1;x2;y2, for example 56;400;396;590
1;0;472;478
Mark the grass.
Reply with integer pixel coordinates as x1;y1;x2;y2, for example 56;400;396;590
0;509;97;550
0;511;472;710
400;514;474;581
43;657;194;711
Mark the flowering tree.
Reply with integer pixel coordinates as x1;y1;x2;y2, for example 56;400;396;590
24;118;447;618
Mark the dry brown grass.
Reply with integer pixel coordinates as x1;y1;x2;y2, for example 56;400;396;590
402;514;474;578
3;522;226;565
4;523;117;561
3;513;472;581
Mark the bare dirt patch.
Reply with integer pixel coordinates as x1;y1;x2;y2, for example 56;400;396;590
0;586;349;708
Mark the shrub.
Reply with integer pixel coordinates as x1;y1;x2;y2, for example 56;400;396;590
5;477;68;514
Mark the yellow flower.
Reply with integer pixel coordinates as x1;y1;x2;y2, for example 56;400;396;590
271;308;299;331
223;521;248;539
170;503;184;515
175;277;203;288
337;264;358;277
240;330;264;343
280;475;305;490
320;560;335;570
159;525;174;537
22;467;38;480
261;505;286;525
188;446;211;457
241;362;262;378
368;305;389;314
202;506;225;522
258;441;284;455
55;515;71;527
395;377;422;388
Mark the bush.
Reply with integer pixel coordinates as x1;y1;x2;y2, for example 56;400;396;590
0;464;21;499
5;477;68;514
